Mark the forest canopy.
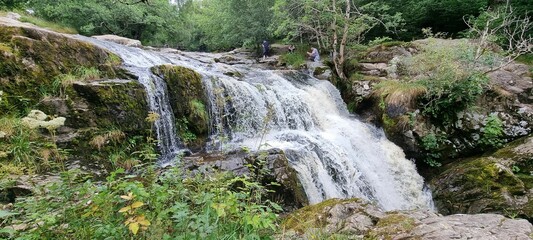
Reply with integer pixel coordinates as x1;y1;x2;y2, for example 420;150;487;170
1;0;531;51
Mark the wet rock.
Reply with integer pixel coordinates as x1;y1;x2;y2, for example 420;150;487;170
151;65;209;150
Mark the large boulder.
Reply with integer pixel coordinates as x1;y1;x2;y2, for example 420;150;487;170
0;17;153;170
280;198;533;239
431;135;533;219
0;22;122;113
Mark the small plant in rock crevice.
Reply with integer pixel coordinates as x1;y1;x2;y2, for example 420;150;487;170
478;115;505;149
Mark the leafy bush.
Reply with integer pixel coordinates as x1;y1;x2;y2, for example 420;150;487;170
389;39;492;123
479;115;505;149
420;132;445;167
279;44;309;68
2;166;281;239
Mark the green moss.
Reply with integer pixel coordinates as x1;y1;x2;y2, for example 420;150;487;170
313;66;329;76
71;81;149;132
381;114;398;134
433;153;529;215
0;25;121;115
367;213;418;240
151;65;208;148
282;198;360;233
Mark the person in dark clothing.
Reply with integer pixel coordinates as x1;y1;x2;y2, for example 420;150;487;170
262;40;270;60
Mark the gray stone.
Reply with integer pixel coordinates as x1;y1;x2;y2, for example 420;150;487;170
280;198;533;240
92;35;142;47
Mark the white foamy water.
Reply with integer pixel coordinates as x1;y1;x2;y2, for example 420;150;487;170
76;35;434;210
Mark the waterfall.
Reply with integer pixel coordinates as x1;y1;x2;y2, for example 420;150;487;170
75;36;433;210
204;70;434;210
74;36;186;162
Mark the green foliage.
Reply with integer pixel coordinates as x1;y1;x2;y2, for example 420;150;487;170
363;0;488;40
176;117;197;145
4;166;281;239
512;165;521;174
26;0;181;46
368;36;393;46
516;54;533;65
47;67;101;98
395;39;492;123
479;115;505;149
0;116;67;174
174;0;275;51
0;0;25;10
420;133;444;167
279;51;306;68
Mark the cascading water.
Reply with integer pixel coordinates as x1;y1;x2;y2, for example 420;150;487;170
76;36;433;210
74;36;185;162
204;70;434;210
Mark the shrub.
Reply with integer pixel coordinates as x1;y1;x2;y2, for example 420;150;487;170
479;115;505;149
383;39;493;124
2;166;281;239
420;132;445;167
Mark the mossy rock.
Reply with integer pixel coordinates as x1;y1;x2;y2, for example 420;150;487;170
367;213;418;240
71;80;149;132
151;65;208;148
0;25;122;115
282;198;362;234
431;135;533;218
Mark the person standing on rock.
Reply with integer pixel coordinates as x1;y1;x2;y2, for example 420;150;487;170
307;47;320;62
262;40;270;60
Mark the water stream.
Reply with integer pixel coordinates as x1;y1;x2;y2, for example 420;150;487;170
76;36;434;211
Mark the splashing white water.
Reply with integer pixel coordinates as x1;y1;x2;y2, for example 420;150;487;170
204;71;433;210
75;36;433;210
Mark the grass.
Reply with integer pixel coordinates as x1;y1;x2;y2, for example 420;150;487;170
279;43;312;67
374;81;427;109
280;51;306;67
76;67;101;80
18;14;77;34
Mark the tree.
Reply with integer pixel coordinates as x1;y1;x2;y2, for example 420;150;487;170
272;0;403;80
0;0;25;10
25;0;181;46
192;0;275;51
466;0;532;72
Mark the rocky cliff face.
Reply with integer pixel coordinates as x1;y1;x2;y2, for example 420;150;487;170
151;65;209;151
347;39;532;164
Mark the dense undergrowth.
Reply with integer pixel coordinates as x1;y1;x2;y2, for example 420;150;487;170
0;166;281;239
